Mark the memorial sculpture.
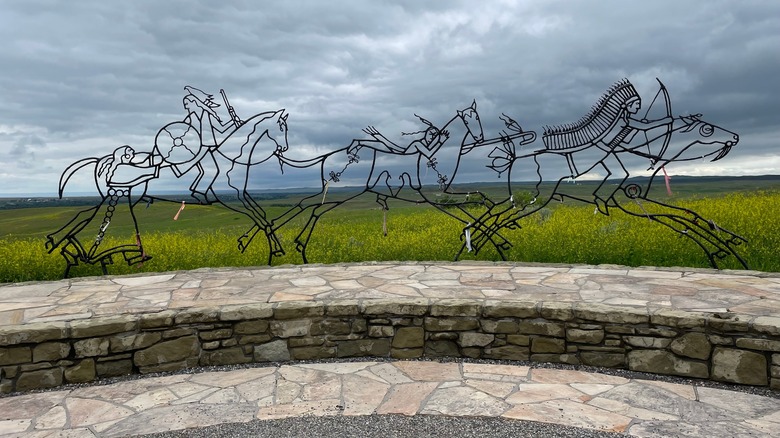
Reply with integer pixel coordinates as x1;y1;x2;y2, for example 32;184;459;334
47;79;744;277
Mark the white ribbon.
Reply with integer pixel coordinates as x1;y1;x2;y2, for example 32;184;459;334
465;224;472;252
322;180;330;204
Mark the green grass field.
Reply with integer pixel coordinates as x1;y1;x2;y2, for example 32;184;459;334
1;179;779;283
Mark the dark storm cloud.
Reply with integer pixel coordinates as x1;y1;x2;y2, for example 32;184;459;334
0;0;777;195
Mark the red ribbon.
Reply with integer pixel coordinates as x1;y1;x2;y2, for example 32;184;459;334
662;167;672;196
173;201;185;220
135;233;147;269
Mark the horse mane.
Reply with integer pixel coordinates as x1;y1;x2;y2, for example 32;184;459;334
542;79;638;150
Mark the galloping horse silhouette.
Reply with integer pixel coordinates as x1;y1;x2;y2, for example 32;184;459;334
267;101;486;263
465;112;744;268
146;109;291;258
47;109;290;276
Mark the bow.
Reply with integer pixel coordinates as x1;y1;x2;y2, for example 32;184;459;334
643;78;672;169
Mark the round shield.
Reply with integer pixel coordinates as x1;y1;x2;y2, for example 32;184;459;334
154;122;201;166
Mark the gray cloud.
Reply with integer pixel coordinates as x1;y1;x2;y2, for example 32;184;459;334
0;0;777;195
7;133;46;170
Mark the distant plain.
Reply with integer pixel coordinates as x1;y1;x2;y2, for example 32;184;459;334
1;175;778;283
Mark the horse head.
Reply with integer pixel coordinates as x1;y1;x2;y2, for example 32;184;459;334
645;114;739;165
675;114;738;161
630;114;739;167
457;100;484;145
271;109;290;154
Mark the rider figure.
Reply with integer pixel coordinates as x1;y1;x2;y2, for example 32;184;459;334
363;114;449;159
593;83;671;214
543;79;671;215
182;86;236;203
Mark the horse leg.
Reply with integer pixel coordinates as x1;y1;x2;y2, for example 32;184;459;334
640;195;747;249
270;159;352;238
473;203;516;249
458;214;514;261
469;156;555;254
294;216;316;264
376;194;389;211
478;227;511;260
592;153;629;215
99;257;110;275
219;158;285;257
293;201;345;263
620;207;729;268
672;217;745;268
230;174;272;248
454;229;510;261
238;224;260;253
281;151;373;262
235;191;285;256
688;217;749;268
271;187;327;230
214;200;282;257
464;178;559;260
46;204;102;252
123;190;152;266
242;191;285;256
375;195;390;237
235;221;284;259
469;210;514;255
59;237;88;279
460;209;511;256
616;191;748;268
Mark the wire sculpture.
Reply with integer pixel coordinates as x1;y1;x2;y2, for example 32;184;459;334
47;79;745;277
475;79;745;268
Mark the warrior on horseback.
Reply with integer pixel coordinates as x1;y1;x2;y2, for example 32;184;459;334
178;86;239;203
543;79;672;214
360;115;452;191
363;115;451;159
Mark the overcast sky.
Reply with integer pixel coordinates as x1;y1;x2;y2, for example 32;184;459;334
1;0;778;196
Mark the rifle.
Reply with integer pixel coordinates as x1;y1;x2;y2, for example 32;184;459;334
220;89;242;127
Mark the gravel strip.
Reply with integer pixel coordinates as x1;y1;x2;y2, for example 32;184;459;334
138;414;626;438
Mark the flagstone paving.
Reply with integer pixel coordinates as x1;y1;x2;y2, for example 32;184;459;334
2;263;779;327
1;360;779;437
2;262;780;436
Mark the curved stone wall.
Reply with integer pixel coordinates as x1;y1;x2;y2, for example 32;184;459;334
2;299;779;393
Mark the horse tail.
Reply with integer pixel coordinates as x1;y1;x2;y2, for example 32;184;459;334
58;157;98;198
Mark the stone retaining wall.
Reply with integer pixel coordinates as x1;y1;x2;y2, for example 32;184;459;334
2;299;779;393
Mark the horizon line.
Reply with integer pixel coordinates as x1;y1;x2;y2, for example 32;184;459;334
3;174;780;199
